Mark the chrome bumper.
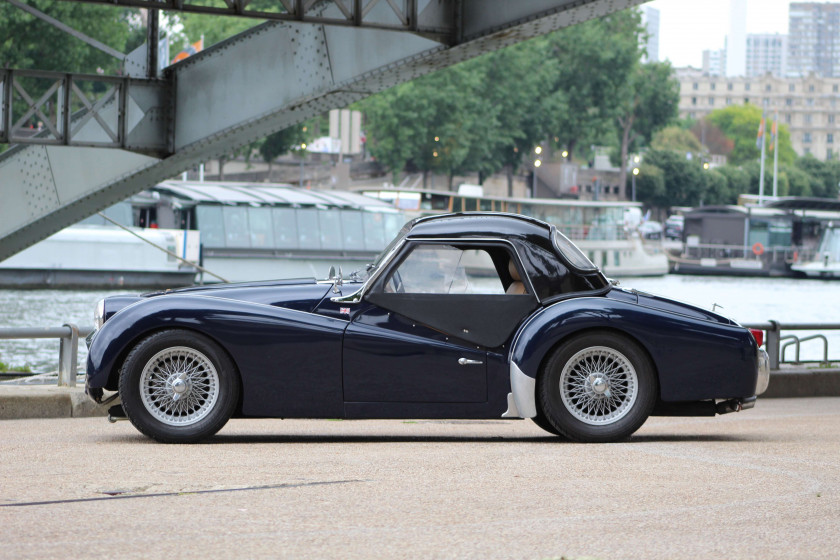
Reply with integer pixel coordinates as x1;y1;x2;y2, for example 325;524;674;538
756;348;770;396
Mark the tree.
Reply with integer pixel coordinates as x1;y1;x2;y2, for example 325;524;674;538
706;104;796;166
650;126;705;155
545;9;643;158
640;149;706;207
0;0;133;74
616;61;680;192
795;155;840;198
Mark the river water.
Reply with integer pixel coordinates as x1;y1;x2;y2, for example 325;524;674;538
0;275;837;372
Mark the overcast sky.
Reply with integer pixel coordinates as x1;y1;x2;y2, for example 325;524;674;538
646;0;793;68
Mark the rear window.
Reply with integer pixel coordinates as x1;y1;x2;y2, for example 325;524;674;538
552;229;597;271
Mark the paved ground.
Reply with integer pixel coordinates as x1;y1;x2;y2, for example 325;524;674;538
1;397;838;560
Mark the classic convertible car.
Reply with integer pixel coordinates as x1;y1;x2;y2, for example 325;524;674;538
86;212;770;443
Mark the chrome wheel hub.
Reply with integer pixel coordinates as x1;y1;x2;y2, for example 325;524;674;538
559;346;638;426
139;346;220;426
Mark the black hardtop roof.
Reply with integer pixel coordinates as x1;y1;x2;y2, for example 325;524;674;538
408;212;552;239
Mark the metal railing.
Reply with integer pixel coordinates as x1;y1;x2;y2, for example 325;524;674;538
743;321;840;369
0;324;93;387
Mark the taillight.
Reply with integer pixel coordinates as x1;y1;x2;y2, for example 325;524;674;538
749;328;764;347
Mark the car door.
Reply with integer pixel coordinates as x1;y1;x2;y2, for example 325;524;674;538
342;242;538;404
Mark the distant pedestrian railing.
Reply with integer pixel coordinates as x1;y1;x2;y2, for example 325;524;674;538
743;321;840;369
0;325;94;387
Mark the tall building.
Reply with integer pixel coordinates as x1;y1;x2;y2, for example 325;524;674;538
746;34;788;77
726;0;747;76
676;67;840;161
703;48;727;76
788;2;840;77
641;6;660;63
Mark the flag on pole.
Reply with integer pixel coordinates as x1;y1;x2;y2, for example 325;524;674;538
172;37;204;64
756;113;766;149
769;119;778;151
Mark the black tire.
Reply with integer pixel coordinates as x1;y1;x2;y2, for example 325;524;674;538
118;329;240;443
530;408;565;437
538;331;657;443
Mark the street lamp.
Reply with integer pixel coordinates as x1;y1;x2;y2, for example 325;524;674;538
632;167;639;202
532;146;542;197
299;142;307;188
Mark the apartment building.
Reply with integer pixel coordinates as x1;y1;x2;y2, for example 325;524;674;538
788;2;840;78
677;68;840;161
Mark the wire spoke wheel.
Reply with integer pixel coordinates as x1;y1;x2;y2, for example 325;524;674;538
559;346;638;425
139;346;220;426
537;332;657;443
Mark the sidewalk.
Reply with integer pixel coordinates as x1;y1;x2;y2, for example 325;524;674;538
1;366;838;421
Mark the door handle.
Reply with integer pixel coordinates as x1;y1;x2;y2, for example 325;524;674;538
458;358;484;366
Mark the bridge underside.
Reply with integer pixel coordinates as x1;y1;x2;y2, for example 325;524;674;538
0;0;644;261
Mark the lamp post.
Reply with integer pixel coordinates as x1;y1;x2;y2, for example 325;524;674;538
632;167;639;202
299;142;307;188
531;146;542;197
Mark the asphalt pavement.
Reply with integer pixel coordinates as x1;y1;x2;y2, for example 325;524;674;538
1;397;838;560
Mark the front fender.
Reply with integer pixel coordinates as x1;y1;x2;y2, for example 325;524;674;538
86;294;348;393
505;296;758;418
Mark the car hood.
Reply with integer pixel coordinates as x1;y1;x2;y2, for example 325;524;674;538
103;278;338;321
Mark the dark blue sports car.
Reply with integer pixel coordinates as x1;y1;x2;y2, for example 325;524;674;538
86;213;769;443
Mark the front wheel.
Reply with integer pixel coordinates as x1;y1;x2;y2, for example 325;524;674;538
538;332;657;443
119;330;240;443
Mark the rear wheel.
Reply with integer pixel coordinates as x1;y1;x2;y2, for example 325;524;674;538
119;330;239;443
538;332;657;443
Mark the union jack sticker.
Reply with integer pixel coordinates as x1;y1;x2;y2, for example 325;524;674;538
340;307;351;315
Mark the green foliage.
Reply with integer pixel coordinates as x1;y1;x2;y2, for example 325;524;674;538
706;105;796;166
651;126;705;157
639;150;706;207
702;168;731;205
794;155;840;198
0;359;32;373
0;0;134;74
634;163;666;206
259;122;312;164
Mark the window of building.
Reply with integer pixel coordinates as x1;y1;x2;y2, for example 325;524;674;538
691;97;697;105
708;97;715;105
726;97;732;105
789;84;796;92
805;114;812;124
693;82;698;90
834;84;839;93
807;98;814;106
765;84;772;92
804;132;812;143
804;147;811;155
828;133;834;144
829;150;835;160
829;114;836;124
786;98;793;106
727;82;733;91
710;82;716;90
786;114;792;123
744;97;750;104
745;83;751;91
809;84;815;92
763;97;770;106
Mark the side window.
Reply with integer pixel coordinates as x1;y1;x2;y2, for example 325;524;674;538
384;244;507;295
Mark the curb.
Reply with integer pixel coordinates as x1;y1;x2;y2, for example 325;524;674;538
0;386;107;420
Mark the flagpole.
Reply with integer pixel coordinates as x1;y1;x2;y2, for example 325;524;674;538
758;113;766;204
772;111;779;198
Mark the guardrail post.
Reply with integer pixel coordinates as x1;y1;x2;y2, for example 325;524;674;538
766;320;781;370
58;323;79;387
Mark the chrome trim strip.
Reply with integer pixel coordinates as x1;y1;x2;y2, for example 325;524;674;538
508;361;536;418
330;238;406;304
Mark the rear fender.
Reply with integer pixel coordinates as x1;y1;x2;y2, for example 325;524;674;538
504;296;758;418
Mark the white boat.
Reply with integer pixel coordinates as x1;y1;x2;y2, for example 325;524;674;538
0;204;199;289
791;222;840;278
358;187;669;277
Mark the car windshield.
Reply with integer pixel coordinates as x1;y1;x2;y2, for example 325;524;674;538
552;228;598;271
349;220;413;282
